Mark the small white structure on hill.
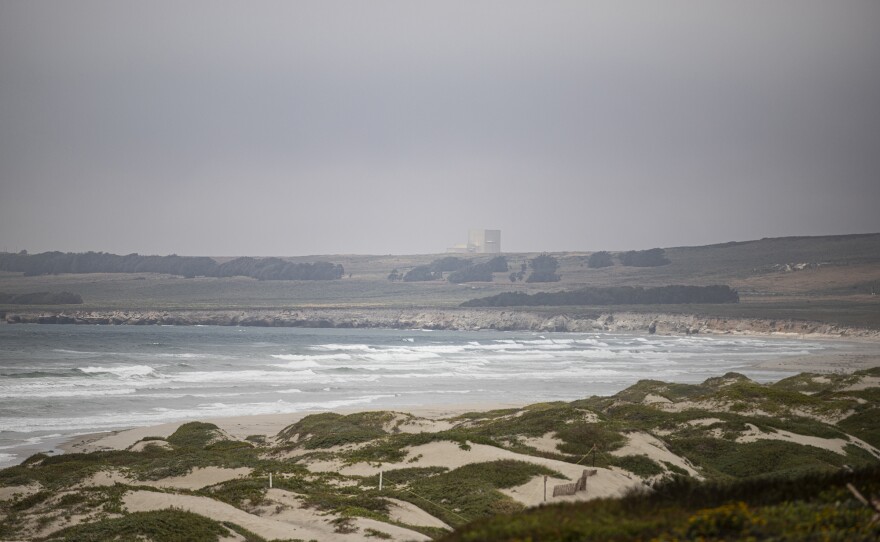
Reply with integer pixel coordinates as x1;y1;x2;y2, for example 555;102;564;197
447;229;501;254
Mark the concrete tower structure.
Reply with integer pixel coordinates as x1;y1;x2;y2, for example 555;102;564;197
468;229;501;254
447;229;502;253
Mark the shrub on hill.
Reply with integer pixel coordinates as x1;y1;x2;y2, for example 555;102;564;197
277;412;393;448
526;253;560;282
403;265;440;282
440;465;880;541
429;256;472;273
588;251;614;268
448;256;509;284
462;285;740;307
448;263;494;283
394;256;509;283
485;255;509;272
619;248;670;267
43;510;233;542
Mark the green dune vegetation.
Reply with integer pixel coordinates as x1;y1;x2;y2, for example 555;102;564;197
2;367;879;541
444;466;880;541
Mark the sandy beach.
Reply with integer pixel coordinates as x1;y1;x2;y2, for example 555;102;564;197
59;340;879;457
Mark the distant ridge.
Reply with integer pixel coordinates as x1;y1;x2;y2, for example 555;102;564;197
673;232;880;250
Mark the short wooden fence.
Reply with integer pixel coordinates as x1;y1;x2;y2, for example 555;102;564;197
552;469;597;497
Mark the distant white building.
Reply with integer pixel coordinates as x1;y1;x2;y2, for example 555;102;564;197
447;229;501;254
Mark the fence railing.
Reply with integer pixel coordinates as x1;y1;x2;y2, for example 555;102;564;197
552;469;597;497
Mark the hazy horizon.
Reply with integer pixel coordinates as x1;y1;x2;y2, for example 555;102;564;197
2;1;879;256
3;231;880;260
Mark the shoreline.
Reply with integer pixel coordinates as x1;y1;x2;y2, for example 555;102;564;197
5;307;880;341
0;325;874;470
55;348;880;459
7;354;879;541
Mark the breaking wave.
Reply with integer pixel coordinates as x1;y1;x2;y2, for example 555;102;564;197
78;365;157;378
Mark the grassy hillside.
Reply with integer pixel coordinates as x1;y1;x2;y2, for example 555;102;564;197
1;233;879;328
441;465;880;541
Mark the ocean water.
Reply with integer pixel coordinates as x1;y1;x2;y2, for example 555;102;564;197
0;324;844;467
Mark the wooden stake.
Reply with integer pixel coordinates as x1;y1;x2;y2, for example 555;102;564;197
269;472;273;489
544;475;547;502
379;471;383;491
847;483;880;526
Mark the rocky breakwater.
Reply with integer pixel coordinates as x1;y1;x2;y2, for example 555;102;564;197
5;308;880;339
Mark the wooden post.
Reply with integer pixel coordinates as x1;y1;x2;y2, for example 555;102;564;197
847;483;880;525
269;472;273;489
543;475;547;502
379;471;383;491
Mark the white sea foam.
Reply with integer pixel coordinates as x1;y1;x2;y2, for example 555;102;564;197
0;388;137;399
362;351;442;363
396;389;479;395
156;352;207;359
407;345;468;354
79;365;156;378
271;353;352;362
171;369;317;384
269;360;323;369
382;372;459;379
2;327;838;468
141;391;253;399
311;343;374;351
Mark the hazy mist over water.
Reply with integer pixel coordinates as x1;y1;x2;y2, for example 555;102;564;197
1;1;879;256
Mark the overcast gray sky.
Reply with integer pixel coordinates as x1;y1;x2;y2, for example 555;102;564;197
1;1;878;256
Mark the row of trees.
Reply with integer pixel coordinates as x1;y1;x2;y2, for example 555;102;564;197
462;285;739;307
588;248;670;268
0;252;344;280
388;256;509;283
387;249;669;284
215;258;344;281
389;254;566;284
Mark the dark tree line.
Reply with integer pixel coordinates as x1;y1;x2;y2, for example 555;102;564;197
392;256;508;283
0;291;83;305
444;256;509;283
461;285;739;307
0;252;344;280
215;257;344;280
